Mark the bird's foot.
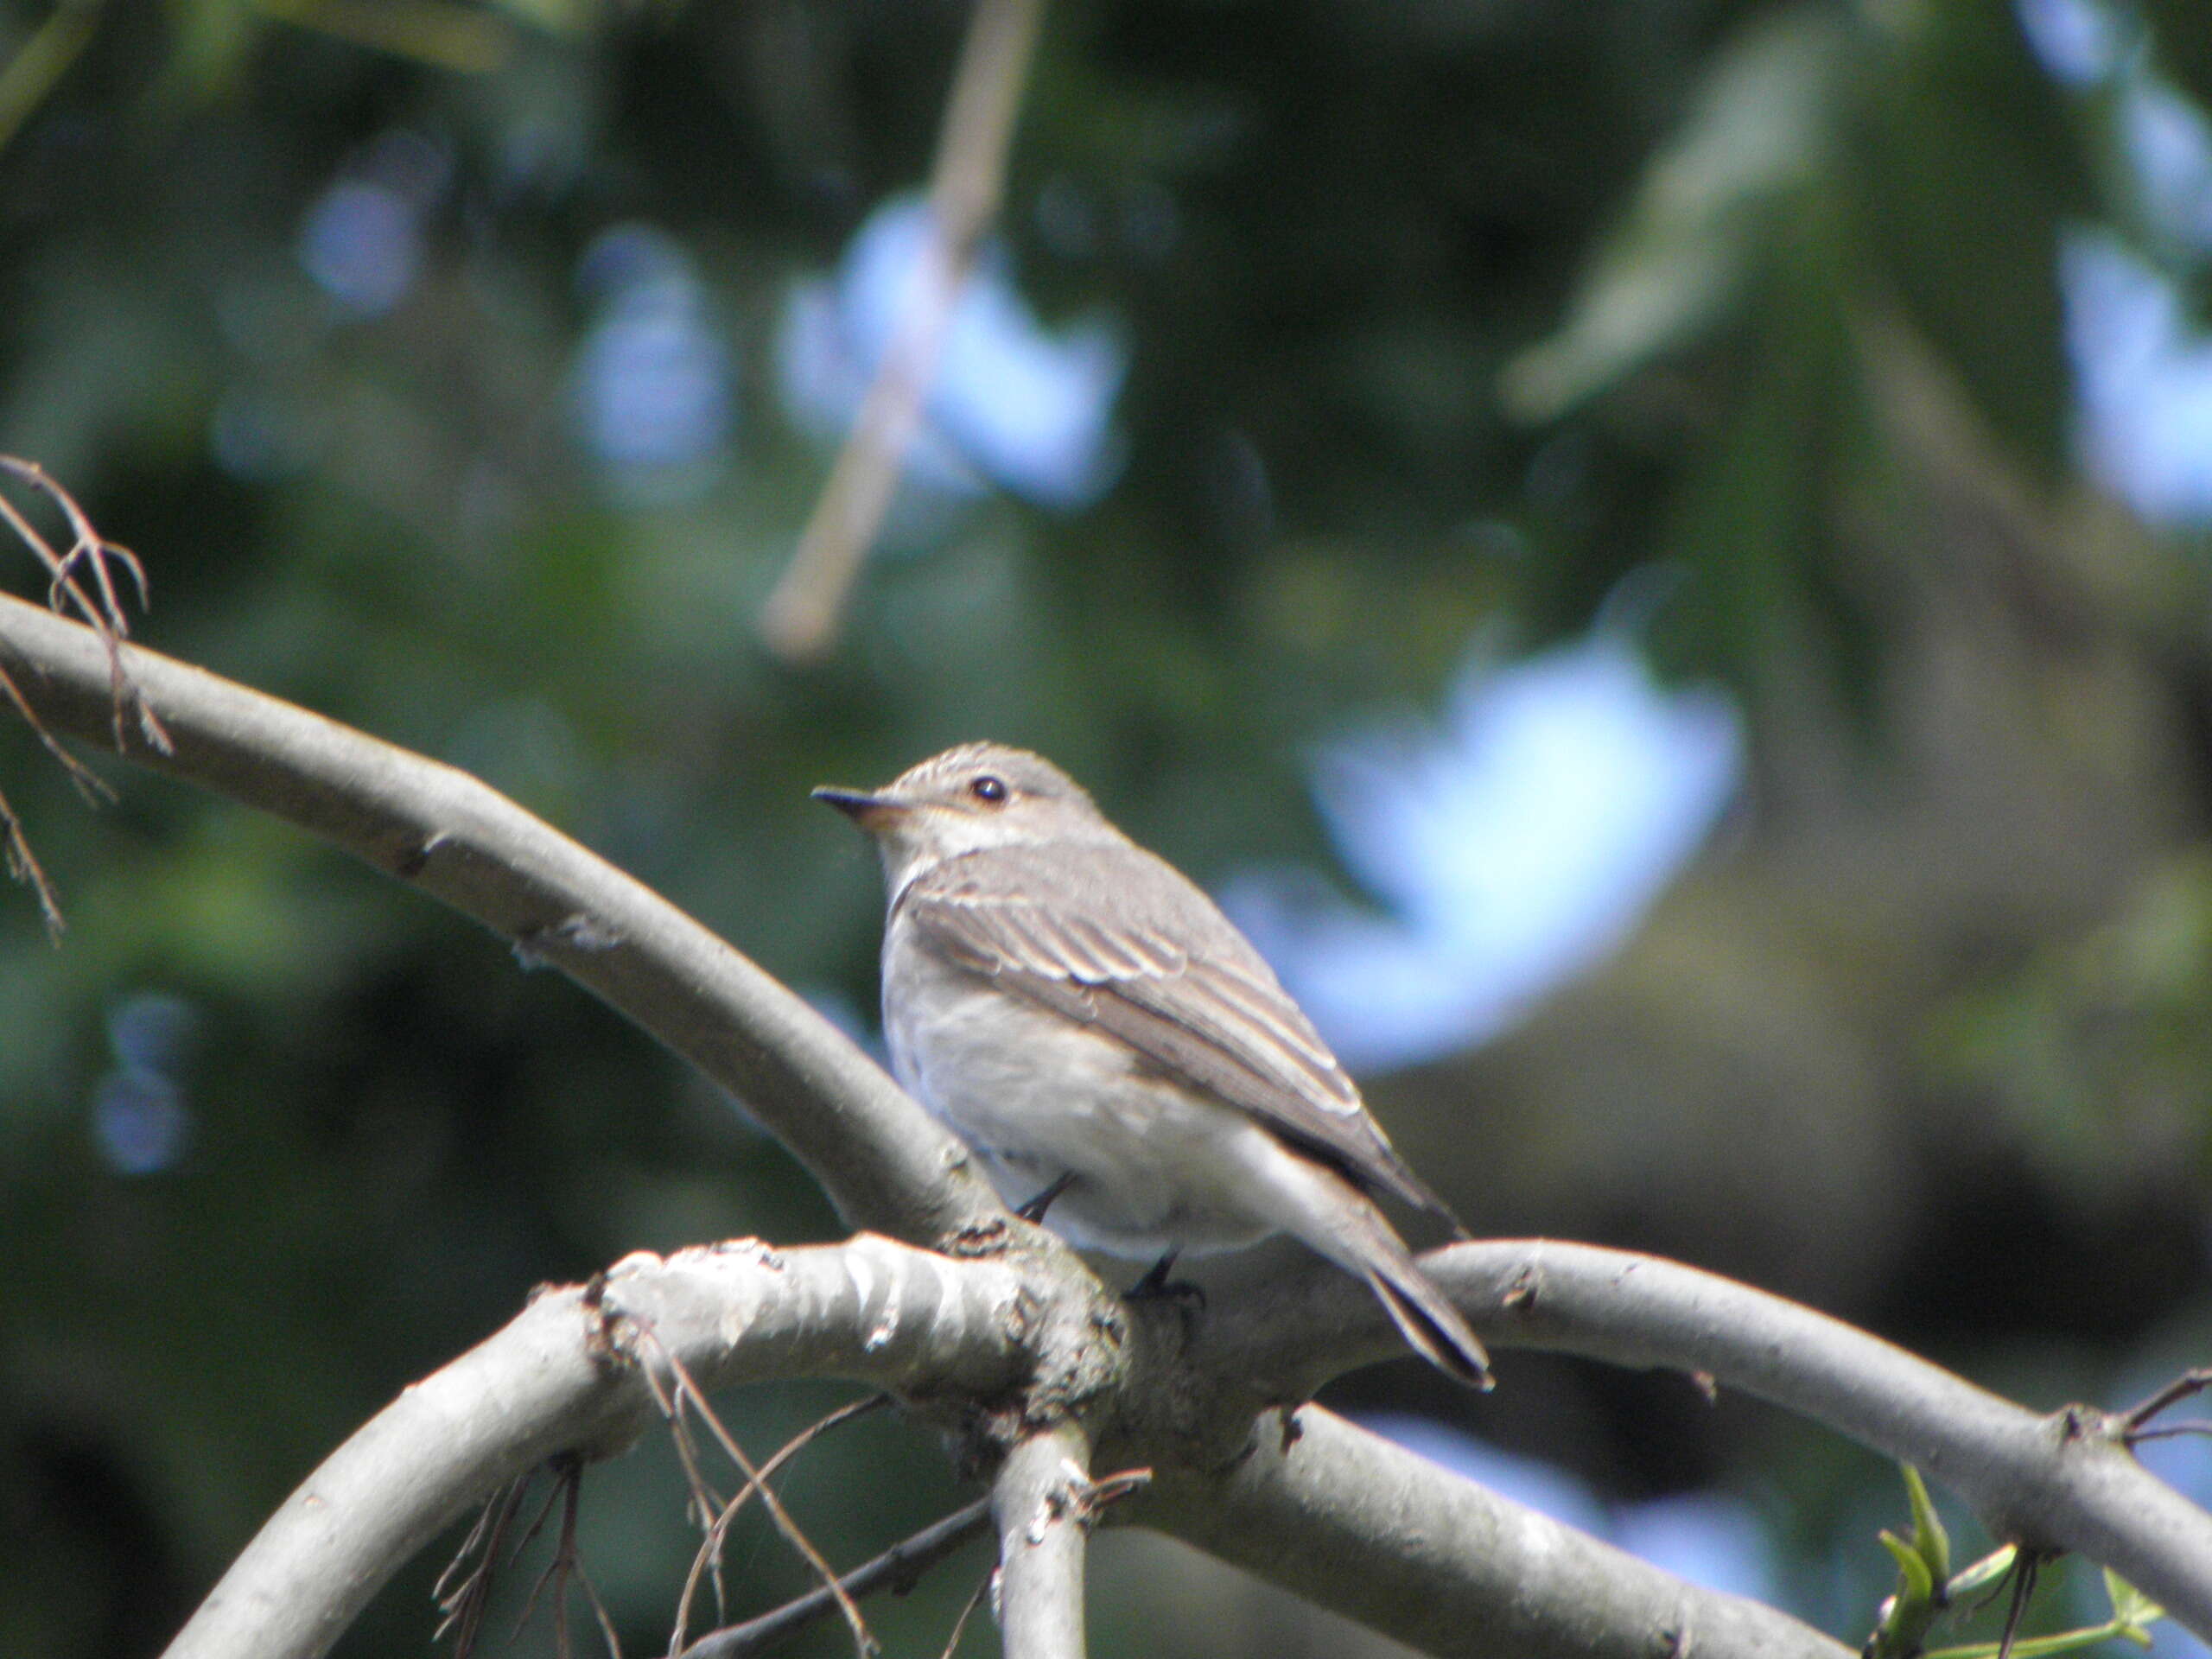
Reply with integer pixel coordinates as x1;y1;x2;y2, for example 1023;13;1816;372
1123;1250;1205;1310
1015;1172;1077;1224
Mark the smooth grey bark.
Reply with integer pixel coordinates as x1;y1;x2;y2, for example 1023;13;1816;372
1195;1237;2212;1641
159;1237;1853;1659
1140;1406;1851;1659
992;1421;1097;1659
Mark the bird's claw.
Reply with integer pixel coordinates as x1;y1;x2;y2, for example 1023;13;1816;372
1016;1172;1077;1224
1124;1251;1205;1309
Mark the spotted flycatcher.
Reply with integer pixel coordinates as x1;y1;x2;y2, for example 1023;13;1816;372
816;741;1489;1386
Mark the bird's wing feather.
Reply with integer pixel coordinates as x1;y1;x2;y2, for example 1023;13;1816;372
901;844;1456;1221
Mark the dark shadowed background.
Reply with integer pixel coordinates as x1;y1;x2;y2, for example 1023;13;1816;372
3;0;2210;1653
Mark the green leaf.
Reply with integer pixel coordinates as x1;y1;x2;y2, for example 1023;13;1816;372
1882;1528;1937;1605
2101;1567;2164;1640
1500;6;1843;421
1947;1545;2018;1599
1903;1464;1953;1586
1852;0;2094;478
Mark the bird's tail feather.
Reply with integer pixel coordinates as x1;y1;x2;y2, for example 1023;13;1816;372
1254;1144;1492;1388
1363;1260;1491;1389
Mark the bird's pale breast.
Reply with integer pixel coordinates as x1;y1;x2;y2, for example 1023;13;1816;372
881;911;1279;1257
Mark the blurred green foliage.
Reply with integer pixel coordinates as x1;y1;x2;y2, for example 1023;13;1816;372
4;0;2212;1655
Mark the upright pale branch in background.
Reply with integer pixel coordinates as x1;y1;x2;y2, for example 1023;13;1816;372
759;0;1047;661
0;0;103;155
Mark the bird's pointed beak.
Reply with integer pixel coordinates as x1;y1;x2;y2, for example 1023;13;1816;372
811;785;899;827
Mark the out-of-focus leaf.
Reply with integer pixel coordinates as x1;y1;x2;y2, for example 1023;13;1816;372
162;0;262;93
253;0;517;73
1647;255;1875;711
0;0;102;156
1929;849;2212;1192
2140;0;2212;118
484;0;594;36
1501;7;1842;422
1853;0;2094;479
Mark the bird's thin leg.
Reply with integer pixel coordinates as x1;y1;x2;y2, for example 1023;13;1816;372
1015;1171;1077;1224
1125;1250;1203;1307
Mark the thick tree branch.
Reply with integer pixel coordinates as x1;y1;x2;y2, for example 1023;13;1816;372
1138;1406;1851;1658
162;1237;1033;1659
0;592;1000;1246
1192;1237;2212;1642
991;1421;1095;1659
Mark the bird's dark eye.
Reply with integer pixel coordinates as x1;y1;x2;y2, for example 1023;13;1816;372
969;774;1009;804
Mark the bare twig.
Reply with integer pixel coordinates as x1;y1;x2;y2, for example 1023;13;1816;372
0;654;113;805
2123;1368;2212;1439
2131;1422;2212;1445
671;1395;891;1654
509;1465;582;1646
435;1472;534;1656
936;1561;993;1659
0;615;116;940
0;457;155;935
658;1375;731;1533
499;1459;623;1659
758;0;1047;661
155;1239;1031;1659
671;1451;1142;1659
512;1463;576;1652
1075;1468;1150;1521
561;1465;626;1659
677;1499;995;1659
629;1319;877;1656
0;454;168;753
0;769;62;938
1993;1550;2041;1659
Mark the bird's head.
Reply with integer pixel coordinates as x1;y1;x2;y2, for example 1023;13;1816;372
814;742;1123;890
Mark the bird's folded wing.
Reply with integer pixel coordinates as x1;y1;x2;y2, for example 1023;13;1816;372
900;846;1456;1222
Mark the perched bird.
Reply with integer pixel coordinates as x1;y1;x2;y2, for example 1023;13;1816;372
816;741;1490;1387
